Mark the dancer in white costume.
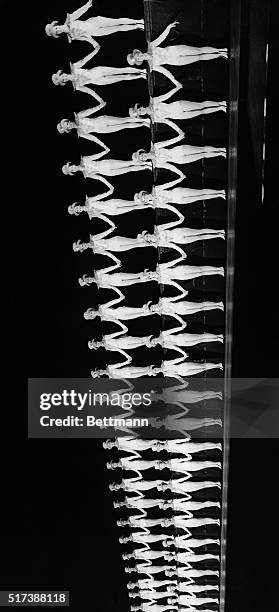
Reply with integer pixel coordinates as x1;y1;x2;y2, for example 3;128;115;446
120;533;171;546
168;595;219;606
57;111;149;139
114;497;167;512
74;233;157;256
144;261;224;293
127;579;177;590
166;551;220;565
134;184;226;211
161;500;220;514
118;518;177;533
52;48;146;93
158;479;221;497
129;592;172;601
104;438;158;453
150;414;222;440
149;299;224;329
168;583;218;594
130;93;227;125
123;550;170;562
62;154;151;185
107;458;164;474
133;141;226;177
166;517;220;530
165;567;219;579
92;364;157;379
79;270;149;289
84;301;155;322
69;196;154;219
128;21;228;76
156;459;221;473
149;331;224;350
164;536;220;549
46;0;144;46
157;360;223;379
89;333;154;352
130;600;178;611
155;388;223;410
141;226;225;251
152;441;222;455
110;479;162;494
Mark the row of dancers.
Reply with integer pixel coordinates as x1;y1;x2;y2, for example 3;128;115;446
104;436;222;611
47;1;226;381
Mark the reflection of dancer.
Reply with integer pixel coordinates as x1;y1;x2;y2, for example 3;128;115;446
142;226;225;254
152;440;222;455
160;499;220;514
156;458;222;473
135;185;226;211
157;479;221;497
155;388;223;407
57;111;149;140
168;595;219;606
127;21;228;83
149;298;224;323
52;49;146;93
157;360;223;379
130;92;227;125
166;567;219;579
133;141;226;179
164;535;220;549
149;331;224;350
46;0;144;46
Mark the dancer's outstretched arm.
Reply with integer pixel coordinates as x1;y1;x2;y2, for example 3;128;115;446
158;208;184;229
163;241;187;258
164;347;188;365
154;82;182;104
163;282;188;301
69;0;93;22
160;253;186;269
90;216;115;238
86;179;114;202
103;287;125;307
76;89;106;112
109;350;132;368
151;22;178;48
160;163;185;184
155;128;184;149
84;138;110;159
99;251;122;267
75;48;99;68
156;66;182;88
98;260;121;274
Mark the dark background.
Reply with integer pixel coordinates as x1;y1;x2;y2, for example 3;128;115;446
2;0;279;611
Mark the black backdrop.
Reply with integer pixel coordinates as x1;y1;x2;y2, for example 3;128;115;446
2;1;279;611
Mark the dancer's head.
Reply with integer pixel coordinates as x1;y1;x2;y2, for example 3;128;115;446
132;149;149;163
68;202;83;216
151;441;165;451
106;461;120;470
129;593;138;599
127;582;137;590
134;190;152;205
91;369;106;378
103;439;116;450
119;536;130;544
113;501;125;509
127;49;145;66
57;118;75;134
84;308;98;321
78;274;91;287
62;162;78;175
161;518;172;527
122;552;133;561
109;482;122;492
118;519;128;527
45;21;66;38
73;240;86;253
167;585;177;592
163;538;174;548
165;567;176;577
129;103;148;119
155;460;166;471
157;481;169;492
159;501;170;510
167;598;177;605
88;339;102;350
52;69;70;86
145;335;159;348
